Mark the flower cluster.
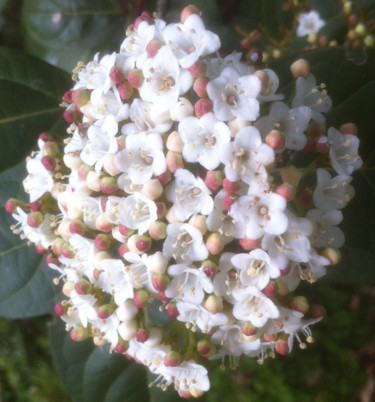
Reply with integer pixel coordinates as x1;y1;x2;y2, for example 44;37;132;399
7;5;362;398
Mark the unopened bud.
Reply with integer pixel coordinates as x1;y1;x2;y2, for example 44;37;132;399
263;280;278;297
340;123;358;136
166;151;184;173
241;321;257;337
70;326;90;342
94;233;114;251
69;220;89;236
127;69;144;89
164;350;182;367
135;235;152;253
166;302;179;318
239;236;261;251
114;339;129;354
290;59;310;78
5;198;28;214
136;328;150;343
170;98;194;121
54;302;68;316
204;170;224;191
194;98;213;118
148;221;167;240
151;273;170;292
197;338;216;357
133;289;149;308
75;279;93;295
202;260;218;278
180;5;201;23
206;232;225;255
141;179;163;200
193;77;209;97
308;304;327;318
188;60;206;78
98;303;116;319
290;296;310;314
118;319;138;341
204;295;224;313
166;131;184;153
27;211;43;228
100;176;118;194
276;184;295;202
109;66;125;84
62;281;75;297
146;39;164;57
320;247;341;265
188;214;207;235
222;179;241;194
275;336;289;355
266;129;285;150
118;81;134;100
86;170;101;191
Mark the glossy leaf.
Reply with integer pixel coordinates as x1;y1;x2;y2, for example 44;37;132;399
48;321;150;402
21;0;129;72
0;47;71;172
0;162;59;318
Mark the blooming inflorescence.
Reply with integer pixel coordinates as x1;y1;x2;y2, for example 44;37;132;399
7;5;362;398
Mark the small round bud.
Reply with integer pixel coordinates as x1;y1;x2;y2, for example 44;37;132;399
188;214;207;235
204;295;224;313
136;328;150;343
263;280;278;297
193;77;209;97
54;302;68;316
308;304;327;318
266;129;285;150
100;176;118;194
98;303;116;319
164;351;182;367
95;214;113;232
133;289;149;308
239;236;261;251
27;211;43;228
166;131;184;153
197;338;216;357
222;179;241;194
204;170;224;191
180;5;201;23
135;235;152;253
202;260;218;278
109;66;125;84
320;247;341;265
166;151;184;173
94;233;114;251
146;39;164;57
194;98;213;118
127;69;144;89
117;81;134;100
187;60;206;78
205;232;225;255
275;337;289;355
148;221;167;240
151;273;170;292
276;184;295;202
340;123;358;136
70;326;90;342
166;302;179;318
290;296;310;314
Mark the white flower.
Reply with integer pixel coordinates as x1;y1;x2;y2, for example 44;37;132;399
168;361;210;394
115;132;166;184
230;191;288;240
80;114;119;172
23;158;53;202
255;102;312;151
297;11;325;37
166;169;213;221
327;127;363;175
232;287;279;327
123;252;153;291
213;252;238;304
207;67;261;121
292;74;332;122
307;209;345;248
313;169;352;211
163;223;208;263
178;113;231;170
220;126;274;187
69;291;98;328
205;52;254;80
119;192;158;235
163;14;220;68
232;249;280;290
139;46;193;112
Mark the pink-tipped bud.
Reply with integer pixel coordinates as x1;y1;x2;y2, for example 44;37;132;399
63;91;72;103
263;333;277;342
62;281;75;297
156;171;172;186
148;221;167;240
239;236;261;251
118;243;129;257
27;211;43;228
206;232;225;255
275;336;289;355
69;220;89;236
164;351;182;367
41;155;56;171
94;234;114;251
141;179;163;200
308;304;327;318
109;66;125;84
135;236;152;253
133;289;149;308
180;5;201;23
188;60;206;78
222;179;241;194
166;302;179;318
136;328;150;343
290;296;310;314
63;109;79;123
276;184;295;202
197;338;216;357
280;264;291;276
30;200;43;212
193;77;209;97
166;150;184;173
35;243;47;255
127;69;144;89
46;253;59;266
241;321;257;337
100;176;118;195
340;123;358;136
43;141;60;157
54;302;68;316
315;135;330;153
204;170;224;191
263;280;278;297
95;214;113;233
98;303;116;319
290;59;310;78
117;81;134;100
114;339;129;354
75;279;93;295
166;131;184;153
146;39;163;57
157;291;170;302
151;273;170;292
320;247;341;265
134;10;151;28
71;89;90;107
70;326;90;342
78;163;92;180
194;98;213;118
156;202;167;218
202;260;218;278
204;295;224;313
188;214;207;235
5;198;28;214
119;225;133;237
266;129;285;150
223;193;237;211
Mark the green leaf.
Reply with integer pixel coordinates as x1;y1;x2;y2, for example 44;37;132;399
21;0;129;72
0;162;59;318
0;47;71;172
48;321;150;402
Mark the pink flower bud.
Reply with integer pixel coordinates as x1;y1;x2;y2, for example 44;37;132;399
54;302;68;316
164;351;182;367
206;232;225;255
114;339;129;354
133;289;149;308
188;60;206;78
75;279;93;295
308;304;327;318
86;171;101;191
70;326;90;342
188;214;207;235
340;123;358;136
43;141;60;157
118;243;129;257
135;236;152;253
193;77;209;97
142;179;163;200
156;202;167;218
98;303;116;319
197;338;216;357
5;198;28;214
95;214;113;233
239;236;261;251
119;225;133;237
117;81;134;100
63;109;79;123
263;280;278;297
204;295;224;313
276;184;295;202
266;129;285;150
71;89;90;107
156;171;172;186
27;211;43;228
204;170;224;191
63;91;72;103
275;337;289;355
100;176;118;194
41;155;56;171
290;59;310;78
148;221;167;241
166;302;179;318
69;220;89;236
202;260;218;278
136;328;150;343
241;321;257;337
166;151;184;173
148;251;168;274
223;193;237;211
109;66;125;84
127;69;144;89
180;5;201;23
94;234;114;251
263;333;277;342
151;273;170;292
35;243;47;255
194;98;213;117
290;296;310;314
146;39;164;57
134;11;151;28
